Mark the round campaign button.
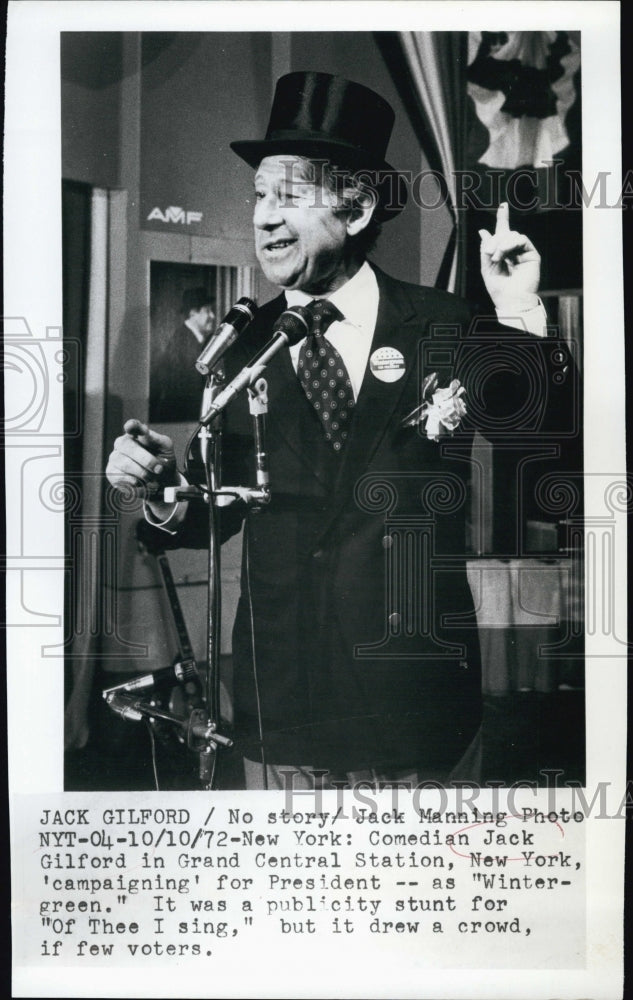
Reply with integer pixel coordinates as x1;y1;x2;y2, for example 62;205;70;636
369;346;406;383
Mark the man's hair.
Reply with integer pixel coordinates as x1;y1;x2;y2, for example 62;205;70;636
292;157;383;256
181;287;214;316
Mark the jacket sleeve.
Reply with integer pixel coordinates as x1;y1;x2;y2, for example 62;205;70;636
140;489;247;552
456;316;583;549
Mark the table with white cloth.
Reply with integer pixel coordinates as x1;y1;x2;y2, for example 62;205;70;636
466;558;583;694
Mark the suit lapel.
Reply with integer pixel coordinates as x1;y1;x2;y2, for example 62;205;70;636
257;269;435;500
258;295;335;489
330;267;423;493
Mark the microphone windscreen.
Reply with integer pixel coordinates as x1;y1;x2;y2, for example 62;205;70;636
276;306;311;346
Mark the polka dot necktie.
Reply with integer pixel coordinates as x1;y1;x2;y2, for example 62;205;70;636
297;299;354;452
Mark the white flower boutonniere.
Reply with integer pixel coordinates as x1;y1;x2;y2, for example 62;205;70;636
402;373;467;441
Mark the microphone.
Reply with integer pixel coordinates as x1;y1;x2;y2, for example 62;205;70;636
103;694;144;723
102;659;198;697
195;297;258;375
199;306;310;426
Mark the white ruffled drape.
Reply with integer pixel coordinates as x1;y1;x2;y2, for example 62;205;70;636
468;31;581;169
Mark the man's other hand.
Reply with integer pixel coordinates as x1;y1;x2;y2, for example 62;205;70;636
479;202;541;312
105;419;177;498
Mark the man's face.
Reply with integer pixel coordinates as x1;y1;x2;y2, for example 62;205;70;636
190;304;215;336
253;155;351;294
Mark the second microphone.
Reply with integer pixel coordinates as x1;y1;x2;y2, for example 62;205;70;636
199;306;311;426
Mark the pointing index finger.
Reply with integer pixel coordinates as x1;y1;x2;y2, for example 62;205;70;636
123;419;159;450
124;418;148;438
494;202;510;235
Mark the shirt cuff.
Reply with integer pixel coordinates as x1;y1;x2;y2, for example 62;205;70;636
143;472;189;535
496;299;548;338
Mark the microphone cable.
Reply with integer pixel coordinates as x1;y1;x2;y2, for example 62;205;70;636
183;422;202;481
145;719;161;792
243;511;268;789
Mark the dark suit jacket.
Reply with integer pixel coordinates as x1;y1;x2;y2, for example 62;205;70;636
170;266;581;772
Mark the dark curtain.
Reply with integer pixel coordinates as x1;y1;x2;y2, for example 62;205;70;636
61;181;91;709
376;31;468;296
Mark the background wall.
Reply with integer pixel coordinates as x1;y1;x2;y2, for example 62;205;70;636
61;31;453;680
61;33;123;189
140;32;271;258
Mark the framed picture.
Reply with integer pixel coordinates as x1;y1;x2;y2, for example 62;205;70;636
149;261;217;423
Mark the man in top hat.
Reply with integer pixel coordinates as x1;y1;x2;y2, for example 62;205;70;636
107;73;578;789
151;287;216;423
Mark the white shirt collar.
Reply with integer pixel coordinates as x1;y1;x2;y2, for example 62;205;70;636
284;260;378;329
184;316;206;344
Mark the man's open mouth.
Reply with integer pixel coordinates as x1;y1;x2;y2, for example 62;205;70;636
264;239;296;252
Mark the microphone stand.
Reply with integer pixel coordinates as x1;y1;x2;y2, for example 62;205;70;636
199;369;225;788
104;366;271;789
197;373;271;787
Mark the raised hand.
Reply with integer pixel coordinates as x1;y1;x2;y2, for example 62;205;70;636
479;202;540;311
105;419;177;497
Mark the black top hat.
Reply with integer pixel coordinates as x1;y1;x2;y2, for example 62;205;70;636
231;72;407;219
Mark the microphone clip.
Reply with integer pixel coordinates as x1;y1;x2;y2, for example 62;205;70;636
247;376;268;415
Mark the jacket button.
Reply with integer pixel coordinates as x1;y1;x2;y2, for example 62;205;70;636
388;612;400;627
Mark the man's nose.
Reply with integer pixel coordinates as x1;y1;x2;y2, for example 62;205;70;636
253;193;284;229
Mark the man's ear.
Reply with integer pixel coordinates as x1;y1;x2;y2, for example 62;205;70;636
345;193;377;238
